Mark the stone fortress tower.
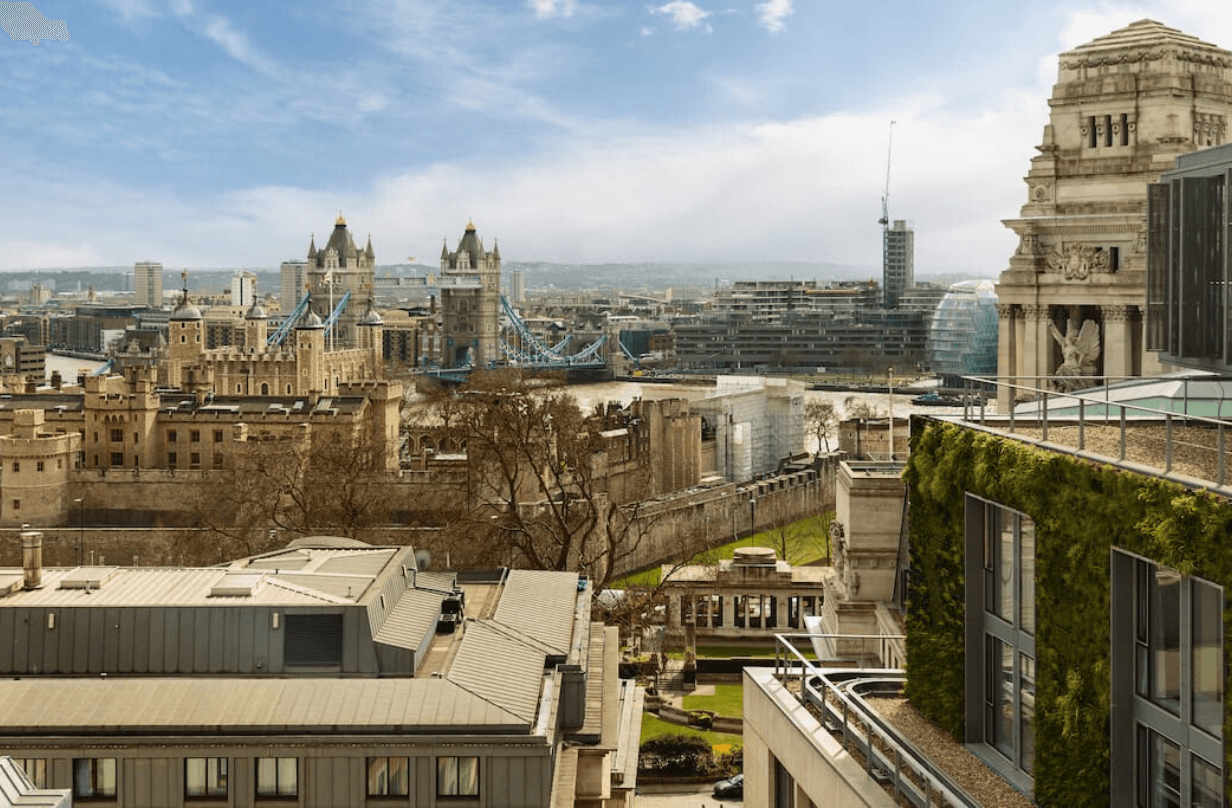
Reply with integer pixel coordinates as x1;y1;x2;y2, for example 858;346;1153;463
439;220;501;368
996;20;1232;407
305;213;376;348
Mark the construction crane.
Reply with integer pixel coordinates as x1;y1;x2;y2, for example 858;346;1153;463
879;120;896;228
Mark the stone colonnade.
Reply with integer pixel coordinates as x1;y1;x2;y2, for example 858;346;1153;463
996;301;1140;399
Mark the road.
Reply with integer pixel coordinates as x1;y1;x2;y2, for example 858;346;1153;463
635;782;741;807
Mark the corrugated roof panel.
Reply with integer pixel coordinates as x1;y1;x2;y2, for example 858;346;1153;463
0;678;528;734
414;571;457;593
0;568;343;606
494;569;578;656
272;573;373;601
315;550;396;577
448;620;546;722
373;588;443;651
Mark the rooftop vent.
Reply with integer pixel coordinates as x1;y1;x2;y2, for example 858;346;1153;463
58;567;121;590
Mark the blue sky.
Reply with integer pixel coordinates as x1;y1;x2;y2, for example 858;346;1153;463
2;1;1230;275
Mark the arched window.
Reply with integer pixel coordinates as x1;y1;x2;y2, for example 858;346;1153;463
261;383;269;395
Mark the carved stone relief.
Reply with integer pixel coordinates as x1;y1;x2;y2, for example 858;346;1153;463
1045;244;1111;280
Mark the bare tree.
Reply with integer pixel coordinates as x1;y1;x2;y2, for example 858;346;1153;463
182;422;398;561
804;399;837;452
843;395;883;420
433;370;654;592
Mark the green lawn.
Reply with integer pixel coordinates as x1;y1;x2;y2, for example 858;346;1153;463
611;512;833;589
682;684;743;718
639;713;741;747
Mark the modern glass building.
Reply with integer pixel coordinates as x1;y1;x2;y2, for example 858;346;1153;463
928;280;998;386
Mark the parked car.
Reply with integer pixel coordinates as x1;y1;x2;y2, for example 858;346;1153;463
713;773;743;799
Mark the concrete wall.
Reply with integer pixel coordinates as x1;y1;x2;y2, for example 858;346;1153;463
742;669;895;808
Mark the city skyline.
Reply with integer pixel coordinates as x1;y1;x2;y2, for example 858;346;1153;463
2;1;1229;273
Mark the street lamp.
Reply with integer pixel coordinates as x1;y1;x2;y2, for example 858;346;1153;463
73;498;83;566
887;366;895;462
748;498;756;548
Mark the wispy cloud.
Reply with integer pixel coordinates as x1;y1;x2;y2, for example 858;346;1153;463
755;0;792;33
651;1;710;32
528;0;578;19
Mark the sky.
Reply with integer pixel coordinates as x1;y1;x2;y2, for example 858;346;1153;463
2;1;1231;276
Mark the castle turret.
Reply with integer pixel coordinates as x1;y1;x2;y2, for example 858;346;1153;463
167;272;204;389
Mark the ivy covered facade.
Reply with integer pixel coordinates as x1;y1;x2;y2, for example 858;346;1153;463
904;417;1232;807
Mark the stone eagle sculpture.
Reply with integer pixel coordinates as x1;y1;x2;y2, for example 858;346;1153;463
1048;318;1101;392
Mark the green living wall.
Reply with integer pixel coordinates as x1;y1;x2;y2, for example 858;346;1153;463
903;418;1232;808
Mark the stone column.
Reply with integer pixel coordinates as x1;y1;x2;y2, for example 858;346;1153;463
668;594;681;629
1103;305;1134;380
1023;305;1050;394
721;595;734;629
997;303;1018;411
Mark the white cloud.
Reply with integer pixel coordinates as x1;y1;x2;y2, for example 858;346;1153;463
651;1;710;32
529;0;578;18
755;0;792;33
0;242;105;270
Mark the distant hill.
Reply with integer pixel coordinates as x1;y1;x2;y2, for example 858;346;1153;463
0;262;991;297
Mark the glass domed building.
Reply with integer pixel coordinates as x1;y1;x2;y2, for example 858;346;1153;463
929;280;998;387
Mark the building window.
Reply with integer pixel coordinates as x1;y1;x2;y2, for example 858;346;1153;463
214;430;223;443
190;430;200;443
11;461;17;473
111;453;124;466
437;756;479;797
190;452;201;468
73;757;117;799
367;757;410;797
213;454;223;469
185;757;228;799
255;757;297;798
1111;550;1223;807
168;452;177;467
168;430;177;443
774;757;795;808
110;428;123;442
964;495;1035;790
15;758;47;788
35;460;43;472
11;499;18;511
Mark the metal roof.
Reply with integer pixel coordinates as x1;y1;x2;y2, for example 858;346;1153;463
414;571;458;593
373;588;444;651
0;568;345;607
494;569;579;657
448;620;548;722
0;677;529;736
0;756;70;808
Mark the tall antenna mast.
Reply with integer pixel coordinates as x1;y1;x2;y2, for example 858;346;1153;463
879;120;896;228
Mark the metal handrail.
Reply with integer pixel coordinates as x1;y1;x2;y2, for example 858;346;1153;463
957;375;1232;491
771;634;975;808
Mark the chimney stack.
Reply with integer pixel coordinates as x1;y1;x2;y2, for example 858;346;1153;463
21;531;43;590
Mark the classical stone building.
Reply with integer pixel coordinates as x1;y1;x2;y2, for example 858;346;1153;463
996;20;1232;407
439;221;501;368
